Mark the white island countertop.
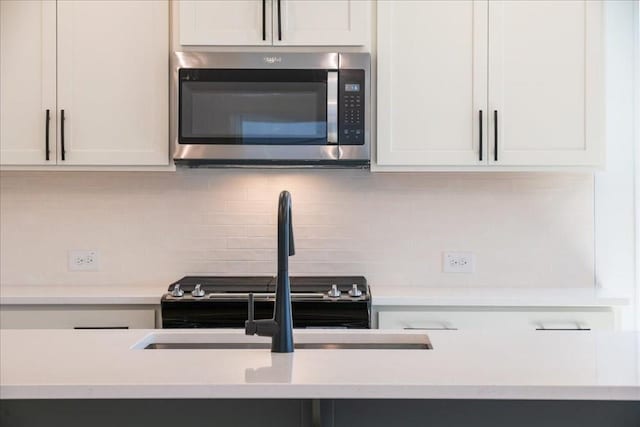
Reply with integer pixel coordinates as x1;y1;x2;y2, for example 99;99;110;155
1;329;638;401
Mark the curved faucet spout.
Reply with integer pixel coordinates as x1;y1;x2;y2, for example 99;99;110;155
245;191;295;353
274;191;295;353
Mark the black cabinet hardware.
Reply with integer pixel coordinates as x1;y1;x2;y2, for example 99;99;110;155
73;326;129;330
60;109;66;161
45;109;50;161
262;0;266;41
493;110;498;162
478;110;483;161
277;0;282;41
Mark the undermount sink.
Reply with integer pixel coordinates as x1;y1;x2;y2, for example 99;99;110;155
133;331;433;350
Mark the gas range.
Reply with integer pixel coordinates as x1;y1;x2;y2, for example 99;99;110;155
161;276;370;329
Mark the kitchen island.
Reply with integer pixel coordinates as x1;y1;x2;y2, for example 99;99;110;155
1;329;639;426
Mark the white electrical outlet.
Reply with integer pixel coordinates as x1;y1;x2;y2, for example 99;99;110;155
68;250;100;272
443;252;475;273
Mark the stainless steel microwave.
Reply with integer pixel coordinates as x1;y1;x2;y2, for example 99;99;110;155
171;52;370;167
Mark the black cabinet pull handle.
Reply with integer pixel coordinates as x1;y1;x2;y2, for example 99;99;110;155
262;0;266;41
45;109;50;161
493;110;498;162
277;0;282;41
60;109;66;161
478;110;483;161
74;326;129;330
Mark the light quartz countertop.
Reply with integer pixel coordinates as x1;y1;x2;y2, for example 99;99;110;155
1;329;638;401
371;286;630;307
0;285;164;305
0;285;629;308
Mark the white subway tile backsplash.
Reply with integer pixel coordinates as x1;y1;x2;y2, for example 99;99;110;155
0;170;594;288
227;238;274;249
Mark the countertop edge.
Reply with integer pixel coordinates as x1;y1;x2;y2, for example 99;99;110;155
0;286;163;306
0;296;161;305
371;287;631;308
1;384;638;401
371;297;630;308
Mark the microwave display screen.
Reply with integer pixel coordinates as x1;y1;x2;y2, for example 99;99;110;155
344;84;360;92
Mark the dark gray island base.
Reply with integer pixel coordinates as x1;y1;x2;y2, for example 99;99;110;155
1;399;639;427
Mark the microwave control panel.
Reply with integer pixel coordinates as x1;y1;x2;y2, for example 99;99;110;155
338;69;365;145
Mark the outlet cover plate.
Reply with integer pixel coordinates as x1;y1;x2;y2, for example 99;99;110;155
68;250;100;272
443;252;475;273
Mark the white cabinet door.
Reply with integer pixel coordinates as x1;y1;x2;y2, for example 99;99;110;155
0;0;56;165
377;1;487;166
488;0;604;166
274;0;368;46
57;0;169;166
179;0;273;46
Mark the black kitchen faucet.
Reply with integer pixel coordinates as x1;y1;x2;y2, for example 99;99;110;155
245;191;295;353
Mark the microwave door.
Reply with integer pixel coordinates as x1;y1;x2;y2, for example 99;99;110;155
182;85;325;141
172;52;369;166
175;68;340;164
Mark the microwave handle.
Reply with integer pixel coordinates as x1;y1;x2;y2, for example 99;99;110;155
327;71;338;144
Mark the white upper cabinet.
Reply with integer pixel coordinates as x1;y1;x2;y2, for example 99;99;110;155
489;0;604;166
377;0;487;166
57;0;169;166
376;0;604;170
178;0;368;46
0;0;169;168
274;0;368;46
0;1;56;165
179;0;272;46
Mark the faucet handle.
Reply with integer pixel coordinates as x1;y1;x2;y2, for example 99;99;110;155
248;293;255;321
245;293;257;335
245;294;278;337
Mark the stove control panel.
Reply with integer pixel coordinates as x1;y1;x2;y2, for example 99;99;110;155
164;276;369;301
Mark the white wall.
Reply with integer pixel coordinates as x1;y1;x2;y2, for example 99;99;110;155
0;170;594;288
595;0;638;330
